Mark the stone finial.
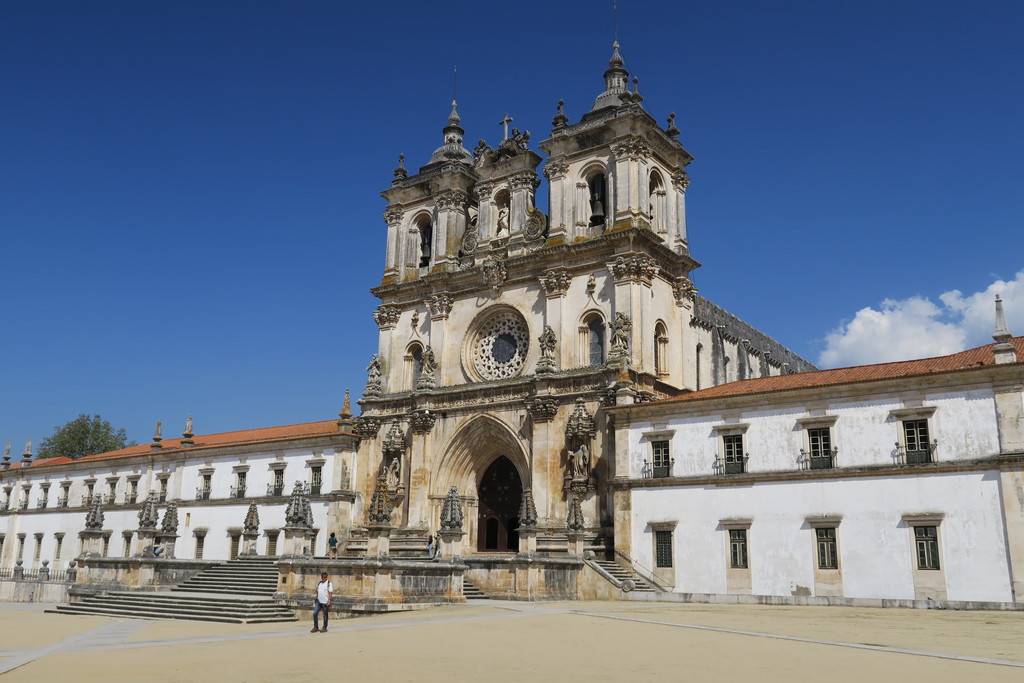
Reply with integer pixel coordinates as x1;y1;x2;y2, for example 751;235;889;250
519;488;538;528
565;397;596;443
365;471;393;526
151;420;163;450
243;501;260;534
285;481;313;528
393;153;408;180
84;495;104;530
339;389;353;419
440;486;464;531
364;354;383;397
160;501;179;534
138;491;159;529
21;437;33;466
181;416;194;447
552;99;569;128
382;420;406;458
666;112;680;139
2;440;10;470
993;295;1018;364
566;493;585;532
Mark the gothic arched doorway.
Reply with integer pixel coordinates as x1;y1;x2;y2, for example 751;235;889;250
477;456;522;552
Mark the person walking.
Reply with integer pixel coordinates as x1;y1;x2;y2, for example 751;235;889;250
312;571;333;633
328;532;339;557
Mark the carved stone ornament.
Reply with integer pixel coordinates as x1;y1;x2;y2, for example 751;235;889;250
383;206;404;225
568;442;591;481
137;491;159;530
284;481;313;528
673;276;697;302
461;222;479;255
383;455;401;490
600;389;618;407
416;346;438;389
373;305;401;329
539;269;571;297
409;410;437;434
536;325;557;373
482;258;507;290
84;495;104;530
435;188;468;210
440;486;464;530
610;137;651;161
608;312;633;358
509;170;540;191
496;129;531;160
610;255;659;284
526;397;559;422
543;157;569;179
353;416;382;439
160;501;179;534
565;397;597;442
472;310;529;380
671;170;691;191
566;493;585;532
427;294;454;320
523;206;547;241
365;471;393;526
364;354;384;397
519;488;539;528
243;502;260;534
381;420;406;459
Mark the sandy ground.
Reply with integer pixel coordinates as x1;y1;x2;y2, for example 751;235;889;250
2;601;1023;682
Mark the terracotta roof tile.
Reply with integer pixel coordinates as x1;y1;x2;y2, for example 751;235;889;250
648;337;1024;405
11;420;348;467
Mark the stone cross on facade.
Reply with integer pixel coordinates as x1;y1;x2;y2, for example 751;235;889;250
499;113;513;140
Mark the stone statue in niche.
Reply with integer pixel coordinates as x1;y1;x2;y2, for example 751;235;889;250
568;443;591;480
496;207;509;235
384;456;401;490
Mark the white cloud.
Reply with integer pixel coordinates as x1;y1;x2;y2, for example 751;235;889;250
818;270;1024;368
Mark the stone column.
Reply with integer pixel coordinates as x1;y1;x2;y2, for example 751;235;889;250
382;206;404;282
670;171;690;251
543;158;569;240
434;189;468;269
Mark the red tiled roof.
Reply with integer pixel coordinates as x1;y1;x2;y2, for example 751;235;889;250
7;419;348;469
646;337;1024;405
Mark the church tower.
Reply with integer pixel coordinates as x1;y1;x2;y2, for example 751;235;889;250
354;43;814;565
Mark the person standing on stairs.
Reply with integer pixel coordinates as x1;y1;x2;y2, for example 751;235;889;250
312;572;333;633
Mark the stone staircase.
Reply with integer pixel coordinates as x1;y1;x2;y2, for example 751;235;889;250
462;578;489;599
50;556;298;623
172;556;280;596
591;559;658;593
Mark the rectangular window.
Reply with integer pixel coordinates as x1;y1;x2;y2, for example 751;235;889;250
235;472;247;498
654;530;673;568
273;470;285;496
651;441;671;478
266;532;278;556
102;535;111;557
85;483;95;506
808;428;834;469
723;435;745;474
107;480;118;503
229;534;240;560
903;420;932;464
194;535;205;559
200;474;212;500
129;479;139;502
34;535;43;560
816;527;838;569
729;529;748;568
123;533;133;558
158;478;168;502
310;466;323;495
54;535;63;560
915;526;940;569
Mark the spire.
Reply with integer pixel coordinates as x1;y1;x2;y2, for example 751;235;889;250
591;40;631;112
992;294;1017;364
339;389;352;419
427;99;472;165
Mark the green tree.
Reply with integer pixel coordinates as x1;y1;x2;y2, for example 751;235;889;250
37;414;137;460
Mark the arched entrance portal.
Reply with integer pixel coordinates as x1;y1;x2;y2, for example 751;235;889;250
477;456;522;552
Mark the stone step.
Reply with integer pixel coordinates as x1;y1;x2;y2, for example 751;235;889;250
593;561;657;592
462;578;489;599
49;604;297;624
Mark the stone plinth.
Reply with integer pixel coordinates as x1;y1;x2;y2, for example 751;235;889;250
365;525;392;558
281;525;312;557
516;527;538;556
437;529;464;560
78;530;106;558
134;528;157;558
155;533;178;559
566;532;585;557
241;531;259;556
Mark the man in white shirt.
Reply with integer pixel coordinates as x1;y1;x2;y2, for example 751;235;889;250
312;572;333;633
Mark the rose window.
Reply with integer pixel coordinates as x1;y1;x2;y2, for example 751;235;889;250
472;312;529;380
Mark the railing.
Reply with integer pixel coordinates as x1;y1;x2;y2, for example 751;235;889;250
309;483;322;495
267;484;285;497
196;488;211;501
57;498;69;508
158;492;167;503
36;500;47;509
641;459;674;479
801;447;838;470
613;548;670;592
718;454;748;475
896;440;938;465
18;501;29;510
230;486;246;499
0;502;8;511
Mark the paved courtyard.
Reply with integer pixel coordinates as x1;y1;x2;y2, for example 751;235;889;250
1;600;1023;682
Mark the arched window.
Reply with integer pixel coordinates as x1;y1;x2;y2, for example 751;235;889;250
406;342;424;389
654;322;669;376
494;189;510;236
587;172;607;228
649;170;666;234
415;215;433;268
580;313;605;366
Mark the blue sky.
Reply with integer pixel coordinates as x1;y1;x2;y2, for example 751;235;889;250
2;1;1022;450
